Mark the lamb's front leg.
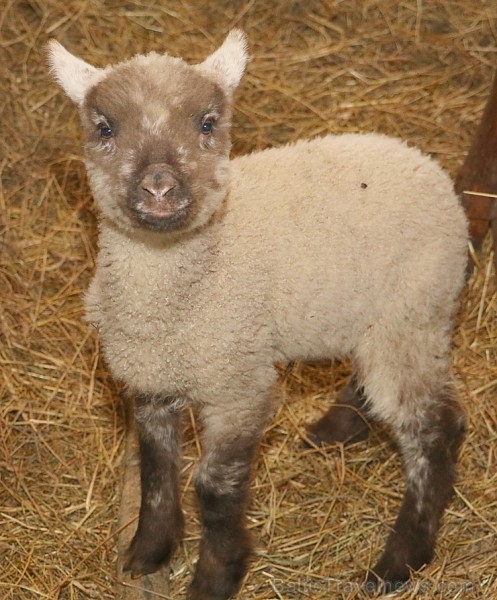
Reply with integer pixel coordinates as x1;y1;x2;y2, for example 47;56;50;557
123;395;184;577
189;401;271;600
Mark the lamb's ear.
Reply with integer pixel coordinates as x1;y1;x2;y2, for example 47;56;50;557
46;40;104;106
199;29;249;91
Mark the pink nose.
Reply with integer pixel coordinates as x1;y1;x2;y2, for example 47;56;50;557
140;167;176;200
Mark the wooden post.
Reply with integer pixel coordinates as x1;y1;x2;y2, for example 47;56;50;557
115;400;171;600
455;69;497;256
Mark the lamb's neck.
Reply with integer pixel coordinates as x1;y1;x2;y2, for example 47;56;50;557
99;217;222;288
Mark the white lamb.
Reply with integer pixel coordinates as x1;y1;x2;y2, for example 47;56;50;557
48;31;468;599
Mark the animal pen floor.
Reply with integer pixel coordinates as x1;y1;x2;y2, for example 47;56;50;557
2;1;497;599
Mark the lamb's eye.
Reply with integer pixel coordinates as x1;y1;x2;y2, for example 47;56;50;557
99;124;113;139
201;120;213;135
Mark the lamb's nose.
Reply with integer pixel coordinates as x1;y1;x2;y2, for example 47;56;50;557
141;171;175;200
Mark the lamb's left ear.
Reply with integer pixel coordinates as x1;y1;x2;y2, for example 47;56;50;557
199;29;249;91
46;40;105;106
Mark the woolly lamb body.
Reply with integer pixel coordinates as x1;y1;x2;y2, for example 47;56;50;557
87;134;466;414
49;32;468;599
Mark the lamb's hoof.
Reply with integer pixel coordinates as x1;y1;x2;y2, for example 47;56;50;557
305;405;370;446
364;528;433;595
123;534;176;578
188;579;241;600
188;551;249;600
363;570;408;595
188;575;242;600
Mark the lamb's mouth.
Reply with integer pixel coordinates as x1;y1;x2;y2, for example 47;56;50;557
128;197;192;231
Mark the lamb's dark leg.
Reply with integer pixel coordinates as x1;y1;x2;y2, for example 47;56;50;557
366;388;466;593
189;404;270;600
116;398;171;598
306;376;373;445
123;395;184;578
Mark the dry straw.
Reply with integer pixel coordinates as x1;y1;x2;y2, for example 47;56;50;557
1;0;496;598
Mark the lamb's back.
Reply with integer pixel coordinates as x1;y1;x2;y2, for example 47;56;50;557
226;133;467;360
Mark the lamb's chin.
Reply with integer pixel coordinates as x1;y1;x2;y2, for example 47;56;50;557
132;210;190;232
124;197;192;231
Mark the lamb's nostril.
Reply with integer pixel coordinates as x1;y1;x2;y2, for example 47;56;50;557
140;170;176;201
142;182;174;200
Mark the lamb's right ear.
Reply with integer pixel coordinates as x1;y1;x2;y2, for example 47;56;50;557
46;40;104;106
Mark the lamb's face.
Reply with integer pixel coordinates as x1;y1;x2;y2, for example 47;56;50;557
81;57;232;232
47;31;248;234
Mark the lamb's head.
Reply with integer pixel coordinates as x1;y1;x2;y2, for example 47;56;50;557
47;31;248;234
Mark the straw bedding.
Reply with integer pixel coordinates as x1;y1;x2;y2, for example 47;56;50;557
1;0;496;598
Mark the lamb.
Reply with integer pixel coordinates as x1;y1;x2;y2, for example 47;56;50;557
47;30;469;599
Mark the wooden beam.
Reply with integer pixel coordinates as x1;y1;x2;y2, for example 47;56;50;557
455;70;497;248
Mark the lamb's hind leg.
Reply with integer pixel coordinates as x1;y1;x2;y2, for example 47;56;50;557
365;384;466;592
123;395;184;577
306;376;373;445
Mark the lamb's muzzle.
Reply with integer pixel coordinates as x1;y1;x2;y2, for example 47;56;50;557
133;163;189;225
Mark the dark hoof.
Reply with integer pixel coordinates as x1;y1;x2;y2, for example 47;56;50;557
305;405;370;446
188;582;239;600
364;539;432;595
123;532;177;578
363;570;408;595
188;574;244;600
188;550;249;600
